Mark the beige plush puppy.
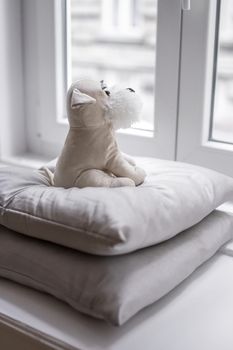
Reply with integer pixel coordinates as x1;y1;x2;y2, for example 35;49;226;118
53;79;146;188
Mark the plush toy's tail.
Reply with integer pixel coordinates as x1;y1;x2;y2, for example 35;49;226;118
38;166;54;186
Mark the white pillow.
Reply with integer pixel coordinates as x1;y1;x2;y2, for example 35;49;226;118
0;210;232;325
0;158;233;255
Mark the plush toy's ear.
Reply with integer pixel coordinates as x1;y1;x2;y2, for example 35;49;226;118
71;88;96;109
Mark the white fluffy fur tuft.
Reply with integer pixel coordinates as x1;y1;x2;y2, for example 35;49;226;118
107;88;143;130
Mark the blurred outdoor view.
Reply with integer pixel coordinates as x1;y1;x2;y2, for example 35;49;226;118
68;0;233;140
212;0;233;144
68;0;157;131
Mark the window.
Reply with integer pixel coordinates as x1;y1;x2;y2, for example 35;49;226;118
100;0;142;39
211;0;233;144
67;0;157;131
22;0;183;160
3;0;232;176
177;0;233;177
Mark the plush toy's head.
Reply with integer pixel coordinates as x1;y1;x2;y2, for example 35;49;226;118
67;79;142;129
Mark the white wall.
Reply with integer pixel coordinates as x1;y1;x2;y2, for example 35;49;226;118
0;0;26;159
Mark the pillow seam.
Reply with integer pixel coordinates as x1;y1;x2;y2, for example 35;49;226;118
0;205;121;244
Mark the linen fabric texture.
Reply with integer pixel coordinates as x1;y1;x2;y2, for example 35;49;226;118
0;158;233;255
0;210;232;326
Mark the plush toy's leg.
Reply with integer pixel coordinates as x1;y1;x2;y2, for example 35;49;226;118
74;169;135;188
121;152;136;166
107;157;146;186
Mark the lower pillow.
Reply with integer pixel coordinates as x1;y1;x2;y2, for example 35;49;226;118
0;209;232;326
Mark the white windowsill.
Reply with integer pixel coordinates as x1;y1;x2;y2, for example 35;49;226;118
58;118;154;138
203;140;233;152
117;128;154;138
0;153;52;170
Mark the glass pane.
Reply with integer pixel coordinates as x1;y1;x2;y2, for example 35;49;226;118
211;0;233;144
67;0;157;131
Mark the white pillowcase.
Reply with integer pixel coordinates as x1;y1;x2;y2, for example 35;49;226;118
0;210;232;325
0;158;233;255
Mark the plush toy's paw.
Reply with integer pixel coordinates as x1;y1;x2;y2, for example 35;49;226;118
134;166;146;186
74;169;135;188
111;177;135;187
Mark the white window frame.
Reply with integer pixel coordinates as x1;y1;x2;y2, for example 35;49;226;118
21;0;183;161
21;0;69;160
0;0;26;162
177;0;233;176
